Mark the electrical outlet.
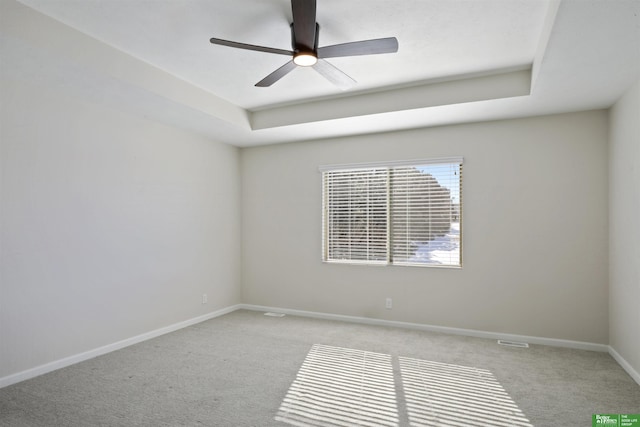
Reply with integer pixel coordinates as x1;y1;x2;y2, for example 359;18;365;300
385;298;392;309
202;294;208;304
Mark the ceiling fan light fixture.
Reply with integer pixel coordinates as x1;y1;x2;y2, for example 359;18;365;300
293;52;318;67
210;0;398;87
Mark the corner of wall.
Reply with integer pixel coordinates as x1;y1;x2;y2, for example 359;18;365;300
608;77;640;385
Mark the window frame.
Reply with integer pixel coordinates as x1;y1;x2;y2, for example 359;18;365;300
321;158;463;268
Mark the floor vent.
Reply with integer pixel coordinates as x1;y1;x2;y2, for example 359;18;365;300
497;340;529;348
264;312;286;317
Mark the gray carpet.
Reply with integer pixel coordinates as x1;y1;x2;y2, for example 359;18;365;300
1;309;638;426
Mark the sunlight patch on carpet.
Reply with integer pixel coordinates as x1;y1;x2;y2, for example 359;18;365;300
399;357;532;427
275;344;399;427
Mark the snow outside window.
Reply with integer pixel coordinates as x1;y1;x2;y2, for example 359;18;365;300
322;159;462;267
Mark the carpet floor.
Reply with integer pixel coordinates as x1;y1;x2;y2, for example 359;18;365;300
1;309;638;426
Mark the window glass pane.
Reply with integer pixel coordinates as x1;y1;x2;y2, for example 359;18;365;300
391;164;461;266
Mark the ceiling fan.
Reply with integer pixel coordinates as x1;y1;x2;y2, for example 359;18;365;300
209;0;399;89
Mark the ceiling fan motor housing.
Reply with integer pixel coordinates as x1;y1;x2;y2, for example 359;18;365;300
291;22;319;66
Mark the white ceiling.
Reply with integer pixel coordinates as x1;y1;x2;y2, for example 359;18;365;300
3;0;639;147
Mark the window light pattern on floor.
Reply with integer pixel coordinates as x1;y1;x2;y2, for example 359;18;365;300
275;344;399;427
399;357;532;427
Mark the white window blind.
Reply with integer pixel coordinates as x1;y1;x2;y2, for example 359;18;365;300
322;159;462;267
323;168;388;263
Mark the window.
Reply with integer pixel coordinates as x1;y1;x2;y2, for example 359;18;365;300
322;158;462;267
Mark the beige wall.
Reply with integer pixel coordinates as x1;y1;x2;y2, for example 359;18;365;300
241;111;609;344
0;78;241;378
609;78;640;375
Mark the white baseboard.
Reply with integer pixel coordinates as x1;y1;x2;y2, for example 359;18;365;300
240;304;610;353
608;346;640;386
3;303;626;390
0;304;241;389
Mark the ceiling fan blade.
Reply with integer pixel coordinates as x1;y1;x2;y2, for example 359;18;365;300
318;37;399;58
291;0;317;50
312;59;356;90
210;38;294;56
255;61;298;87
